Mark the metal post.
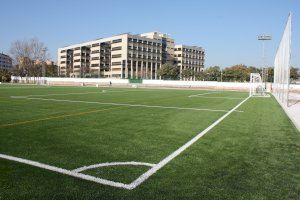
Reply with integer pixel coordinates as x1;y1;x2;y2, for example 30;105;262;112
257;35;272;89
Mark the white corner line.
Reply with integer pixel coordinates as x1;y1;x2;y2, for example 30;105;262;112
72;161;156;173
127;96;251;189
0;153;132;190
10;96;241;113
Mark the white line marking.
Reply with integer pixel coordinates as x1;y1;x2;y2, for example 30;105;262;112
188;92;219;97
0;153;132;189
189;96;245;100
73;161;155;173
25;92;101;97
1;96;249;190
11;96;241;113
127;96;251;189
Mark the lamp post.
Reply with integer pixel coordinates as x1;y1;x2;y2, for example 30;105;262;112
257;35;272;87
41;48;47;84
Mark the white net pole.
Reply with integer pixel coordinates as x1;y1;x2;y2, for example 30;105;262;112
273;13;292;106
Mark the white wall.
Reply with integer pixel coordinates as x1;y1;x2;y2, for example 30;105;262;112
10;76;300;91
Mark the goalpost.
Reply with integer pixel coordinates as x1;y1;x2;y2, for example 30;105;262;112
249;73;267;97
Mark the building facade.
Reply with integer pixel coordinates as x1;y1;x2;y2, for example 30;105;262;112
174;45;205;80
58;32;205;79
0;53;12;70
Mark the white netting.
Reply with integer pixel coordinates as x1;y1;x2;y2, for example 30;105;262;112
273;13;292;105
250;73;267;96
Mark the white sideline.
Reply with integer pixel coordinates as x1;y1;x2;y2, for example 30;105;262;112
72;161;155;173
0;153;132;189
10;96;242;113
188;92;218;97
127;96;251;189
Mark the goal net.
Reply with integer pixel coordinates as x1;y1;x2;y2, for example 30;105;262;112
250;73;267;96
273;13;292;106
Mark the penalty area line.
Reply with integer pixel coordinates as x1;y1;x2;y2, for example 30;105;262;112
188;91;219;97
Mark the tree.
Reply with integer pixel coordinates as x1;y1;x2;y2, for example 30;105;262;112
290;67;299;81
205;66;221;81
46;64;58;77
195;71;207;81
157;63;180;80
10;38;49;77
0;69;12;82
181;68;194;80
223;64;250;82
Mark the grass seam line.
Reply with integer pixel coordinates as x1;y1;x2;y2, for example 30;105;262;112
128;95;251;190
0;107;122;127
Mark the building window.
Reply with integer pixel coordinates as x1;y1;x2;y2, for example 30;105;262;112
91;57;99;60
74;47;80;50
91;64;99;67
111;62;121;66
111;54;122;58
60;50;66;53
74;59;80;62
61;61;66;64
92;43;100;47
112;39;122;43
91;50;100;54
111;46;122;51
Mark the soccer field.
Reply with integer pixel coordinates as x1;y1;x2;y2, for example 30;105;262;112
0;85;299;199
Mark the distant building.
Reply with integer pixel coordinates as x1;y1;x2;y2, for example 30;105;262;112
34;59;56;66
57;31;205;79
0;53;12;70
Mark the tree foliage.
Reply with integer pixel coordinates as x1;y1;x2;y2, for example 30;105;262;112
197;65;299;82
157;63;180;80
10;38;49;77
0;69;12;82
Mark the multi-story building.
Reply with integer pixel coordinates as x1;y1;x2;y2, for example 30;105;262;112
57;32;205;79
140;32;175;64
174;45;205;80
0;53;12;70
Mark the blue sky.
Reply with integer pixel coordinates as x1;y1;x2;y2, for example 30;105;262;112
1;0;299;68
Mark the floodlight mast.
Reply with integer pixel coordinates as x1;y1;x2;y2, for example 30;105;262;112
257;35;272;88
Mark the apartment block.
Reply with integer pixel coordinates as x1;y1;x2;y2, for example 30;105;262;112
58;32;205;79
174;45;205;80
0;53;12;70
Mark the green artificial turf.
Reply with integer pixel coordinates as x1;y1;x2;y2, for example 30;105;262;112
0;84;299;199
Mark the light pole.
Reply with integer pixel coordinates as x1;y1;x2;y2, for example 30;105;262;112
257;35;272;87
41;48;47;84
